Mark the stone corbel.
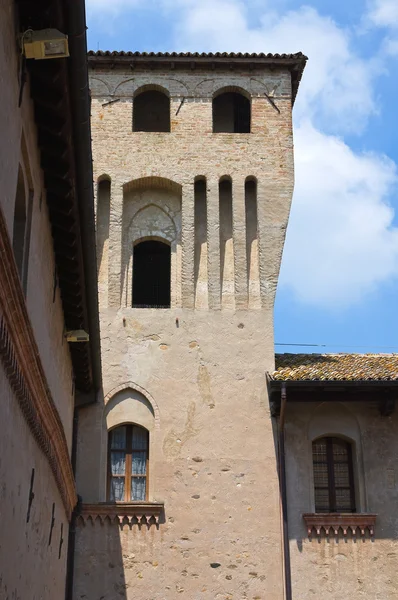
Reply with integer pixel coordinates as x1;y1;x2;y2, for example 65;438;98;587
303;513;376;539
79;503;164;528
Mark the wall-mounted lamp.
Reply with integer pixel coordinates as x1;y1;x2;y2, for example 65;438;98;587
65;330;90;343
22;29;69;60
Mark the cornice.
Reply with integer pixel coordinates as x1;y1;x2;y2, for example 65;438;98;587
0;205;77;520
303;513;376;538
79;503;164;528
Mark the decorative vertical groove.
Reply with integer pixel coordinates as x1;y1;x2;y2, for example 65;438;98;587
206;177;221;310
256;179;268;308
181;181;195;308
232;176;247;309
194;178;208;309
96;178;111;309
108;183;123;308
219;177;235;310
245;178;260;309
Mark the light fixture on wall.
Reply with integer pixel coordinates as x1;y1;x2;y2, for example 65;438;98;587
65;330;90;343
21;29;69;60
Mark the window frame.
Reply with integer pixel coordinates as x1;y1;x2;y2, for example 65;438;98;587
312;436;356;513
107;424;149;503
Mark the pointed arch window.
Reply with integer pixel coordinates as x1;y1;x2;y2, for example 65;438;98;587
108;424;149;502
312;437;356;513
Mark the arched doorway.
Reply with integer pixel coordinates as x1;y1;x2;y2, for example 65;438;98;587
132;240;171;308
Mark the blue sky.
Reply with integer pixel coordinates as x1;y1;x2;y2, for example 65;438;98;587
86;0;398;354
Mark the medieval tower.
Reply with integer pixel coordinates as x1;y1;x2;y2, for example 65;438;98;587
74;51;306;599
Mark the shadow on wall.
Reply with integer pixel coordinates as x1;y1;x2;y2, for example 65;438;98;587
74;517;128;600
73;385;164;599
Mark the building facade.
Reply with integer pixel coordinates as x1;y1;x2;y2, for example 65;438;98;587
270;353;398;600
0;1;101;598
73;52;307;599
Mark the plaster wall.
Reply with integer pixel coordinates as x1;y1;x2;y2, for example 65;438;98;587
0;1;75;597
0;362;68;600
0;0;74;447
285;401;398;599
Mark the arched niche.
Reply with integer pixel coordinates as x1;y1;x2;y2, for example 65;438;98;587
105;386;157;433
121;180;182;308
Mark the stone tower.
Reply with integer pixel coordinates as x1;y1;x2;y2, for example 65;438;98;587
74;51;306;599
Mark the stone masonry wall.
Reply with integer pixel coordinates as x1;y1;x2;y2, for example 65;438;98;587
74;63;296;600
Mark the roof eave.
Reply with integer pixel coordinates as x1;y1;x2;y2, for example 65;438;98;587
87;52;307;105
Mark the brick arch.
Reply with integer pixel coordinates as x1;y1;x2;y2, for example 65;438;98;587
212;85;251;100
123;176;182;195
104;381;160;429
133;83;170;98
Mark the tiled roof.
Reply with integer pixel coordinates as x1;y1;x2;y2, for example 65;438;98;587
88;51;307;60
87;51;307;103
271;353;398;382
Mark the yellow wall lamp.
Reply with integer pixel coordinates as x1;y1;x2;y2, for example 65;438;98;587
21;28;69;60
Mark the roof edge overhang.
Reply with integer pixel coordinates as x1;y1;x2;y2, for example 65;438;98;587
16;0;102;396
87;51;308;104
267;377;398;417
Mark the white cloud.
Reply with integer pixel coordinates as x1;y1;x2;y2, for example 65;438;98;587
365;0;398;56
367;0;398;28
173;3;376;133
281;121;398;307
86;0;398;309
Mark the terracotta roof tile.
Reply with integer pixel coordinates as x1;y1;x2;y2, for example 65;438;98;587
271;353;398;382
88;51;307;60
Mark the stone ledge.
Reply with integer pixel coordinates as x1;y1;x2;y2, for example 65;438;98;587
303;513;377;538
79;502;164;528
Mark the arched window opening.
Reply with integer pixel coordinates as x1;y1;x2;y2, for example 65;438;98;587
132;240;171;308
108;424;149;502
312;437;356;513
133;90;170;132
213;92;251;133
13;165;27;280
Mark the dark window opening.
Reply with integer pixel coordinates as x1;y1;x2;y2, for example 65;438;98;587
313;437;356;513
213;92;251;133
133;90;170;132
108;424;149;502
132;240;171;308
13;166;27;280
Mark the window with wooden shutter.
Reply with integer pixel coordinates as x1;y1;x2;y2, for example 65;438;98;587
312;437;356;513
108;424;149;502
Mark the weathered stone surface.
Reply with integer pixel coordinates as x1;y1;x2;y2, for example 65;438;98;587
75;63;294;599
